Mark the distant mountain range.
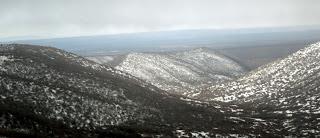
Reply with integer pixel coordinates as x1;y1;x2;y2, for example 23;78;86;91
1;42;320;137
9;27;320;56
87;48;246;97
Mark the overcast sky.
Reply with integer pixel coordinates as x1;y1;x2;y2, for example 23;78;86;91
1;0;320;39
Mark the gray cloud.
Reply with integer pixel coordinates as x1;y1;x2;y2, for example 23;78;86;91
1;0;320;39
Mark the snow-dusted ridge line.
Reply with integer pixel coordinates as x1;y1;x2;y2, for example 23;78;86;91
89;47;247;97
0;44;160;93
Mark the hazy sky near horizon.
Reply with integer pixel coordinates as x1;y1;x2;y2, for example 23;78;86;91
1;0;320;39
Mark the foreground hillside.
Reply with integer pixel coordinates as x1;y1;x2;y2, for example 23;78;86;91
198;42;320;136
88;48;246;97
0;44;282;137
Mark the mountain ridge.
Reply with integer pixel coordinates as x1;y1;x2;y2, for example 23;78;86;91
88;47;246;97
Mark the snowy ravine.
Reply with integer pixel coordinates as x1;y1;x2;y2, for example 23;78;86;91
88;48;246;97
86;56;114;65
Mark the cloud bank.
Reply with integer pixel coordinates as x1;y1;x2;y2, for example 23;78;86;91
1;0;320;38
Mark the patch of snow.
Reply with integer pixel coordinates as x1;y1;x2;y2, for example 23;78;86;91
0;56;10;65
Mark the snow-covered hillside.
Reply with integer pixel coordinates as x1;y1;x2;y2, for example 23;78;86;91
88;48;246;97
198;42;320;103
0;44;276;137
197;42;320;136
2;43;320;137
